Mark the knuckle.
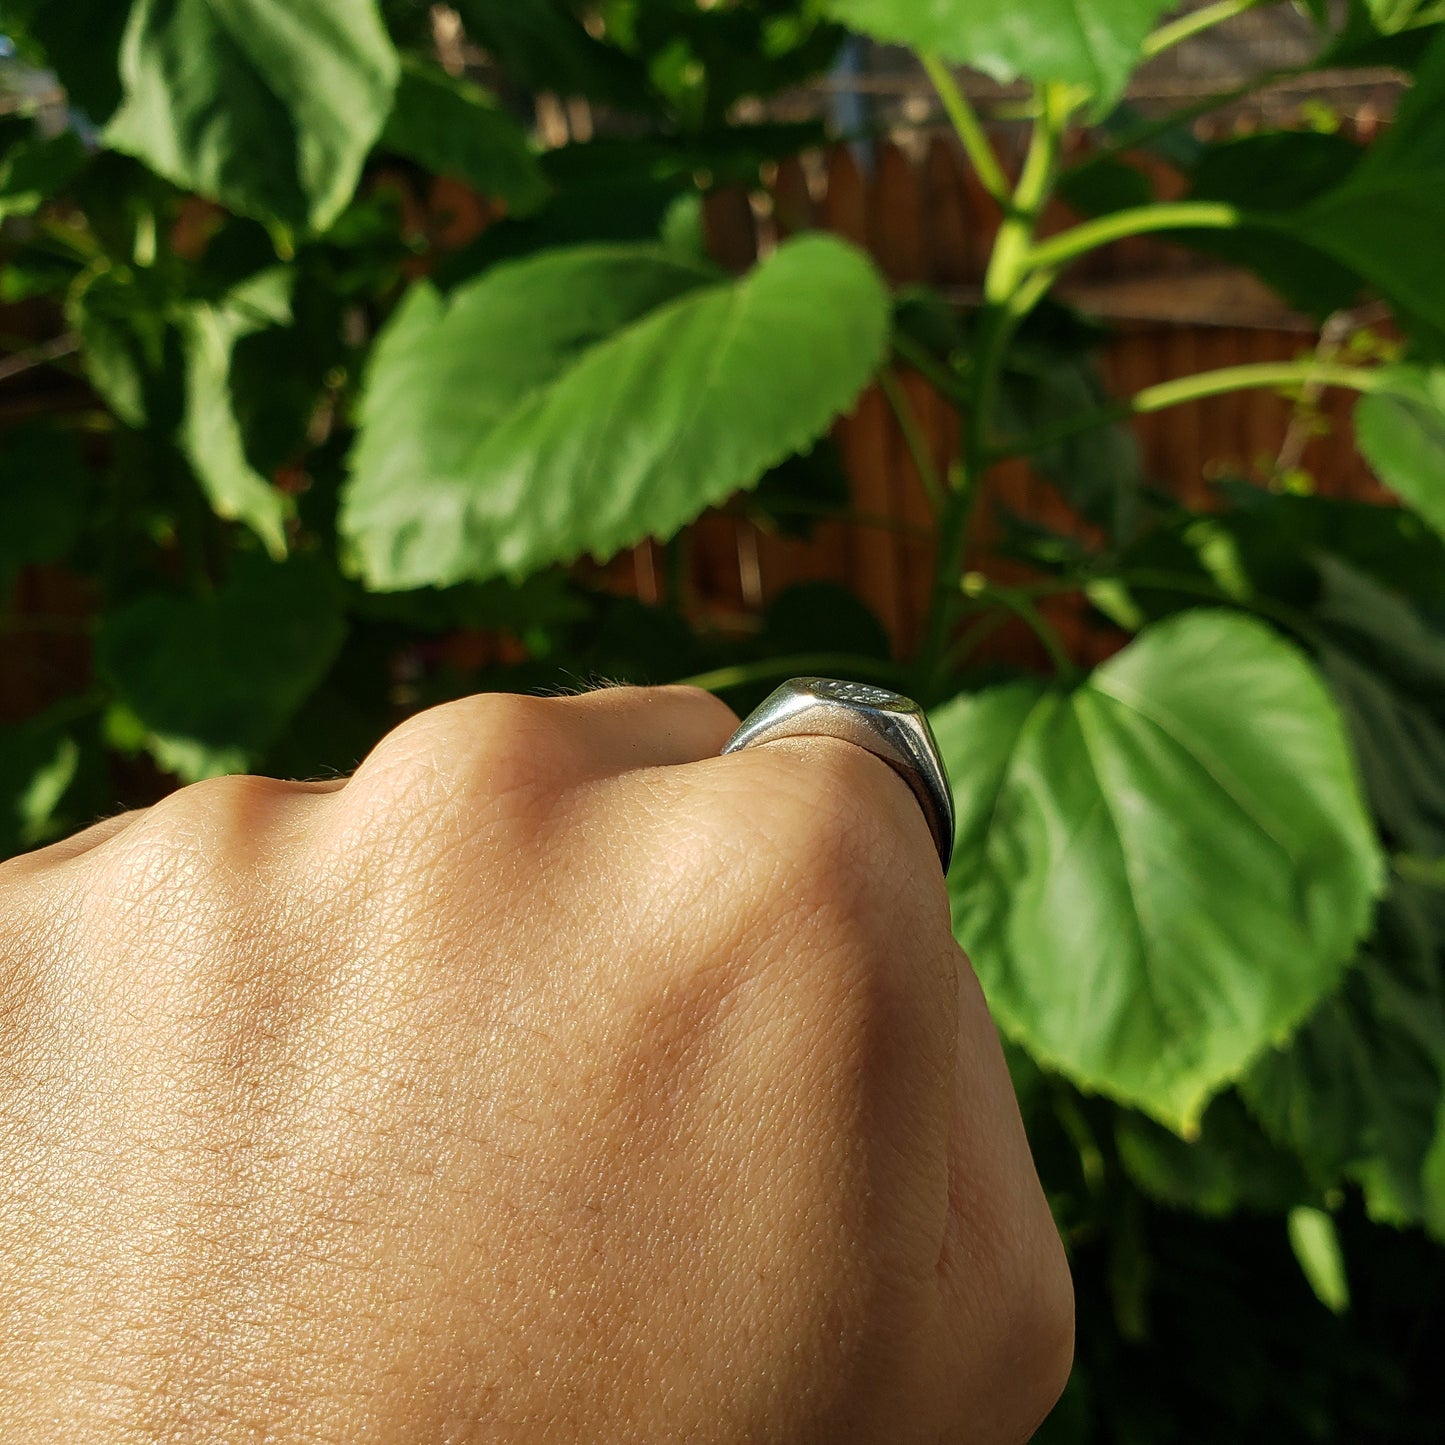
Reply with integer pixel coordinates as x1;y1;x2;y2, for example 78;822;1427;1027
999;1234;1076;1434
106;773;294;868
965;1199;1075;1440
353;691;574;818
653;682;741;731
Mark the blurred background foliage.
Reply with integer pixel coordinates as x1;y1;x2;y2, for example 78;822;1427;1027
3;0;1445;1436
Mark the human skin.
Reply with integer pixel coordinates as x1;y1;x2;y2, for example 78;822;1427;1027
0;684;1072;1443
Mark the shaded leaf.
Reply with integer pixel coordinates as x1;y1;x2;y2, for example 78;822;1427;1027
67;265;174;430
1310;555;1445;853
180;268;296;558
1057;154;1153;216
746;441;852;538
1185;131;1366;319
380;55;547;214
0;704;102;860
932;611;1384;1130
0;426;89;587
343;235;889;589
1355;366;1445;542
755;581;892;661
1244;886;1445;1227
1;0;129;120
0;127;87;220
105;0;399;233
1289;32;1445;344
452;0;657;113
997;307;1141;540
350;570;588;633
1116;1093;1317;1217
96;551;348;782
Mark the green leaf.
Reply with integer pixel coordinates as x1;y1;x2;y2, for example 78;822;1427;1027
180;268;296;558
1289;31;1445;343
1244;886;1445;1226
1355;366;1445;542
1309;555;1445;853
825;0;1175;104
452;0;657;113
96;551;348;783
1314;0;1445;69
380;55;547;215
0;426;89;588
67;265;175;431
342;234;889;590
755;581;892;661
0;127;88;220
1116;1092;1317;1217
1185;131;1366;319
1424;1098;1445;1240
746;441;852;539
997;306;1141;540
104;0;400;234
932;610;1385;1131
1287;1207;1350;1314
1;0;130;120
0;706;89;859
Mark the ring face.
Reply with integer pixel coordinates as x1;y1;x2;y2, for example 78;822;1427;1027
721;676;956;873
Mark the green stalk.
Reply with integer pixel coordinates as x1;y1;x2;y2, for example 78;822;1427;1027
921;54;1011;207
1142;0;1266;60
878;368;945;512
1023;201;1240;274
892;331;971;407
988;360;1388;462
912;84;1075;701
967;580;1077;679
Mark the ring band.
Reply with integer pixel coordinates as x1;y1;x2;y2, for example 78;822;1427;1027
720;677;955;873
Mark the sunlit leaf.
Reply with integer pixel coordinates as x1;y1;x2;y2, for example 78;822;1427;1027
343;235;889;589
933;611;1384;1130
96;551;347;782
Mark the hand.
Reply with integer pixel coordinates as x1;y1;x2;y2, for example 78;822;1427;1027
0;685;1071;1442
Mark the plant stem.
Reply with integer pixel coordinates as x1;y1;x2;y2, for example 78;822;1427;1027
921;54;1011;207
912;84;1074;700
944;608;1013;671
676;653;906;694
989;360;1388;462
1023;201;1240;274
967;580;1076;678
878;367;944;511
1100;567;1324;642
984;87;1066;304
892;331;970;407
1142;0;1265;60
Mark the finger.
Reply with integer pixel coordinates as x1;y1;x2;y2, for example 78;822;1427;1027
549;683;742;770
20;778;350;868
20;809;148;864
360;685;743;798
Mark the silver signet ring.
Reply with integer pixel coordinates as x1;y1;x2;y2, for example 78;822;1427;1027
720;677;955;874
